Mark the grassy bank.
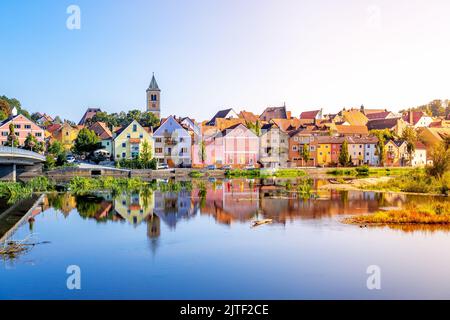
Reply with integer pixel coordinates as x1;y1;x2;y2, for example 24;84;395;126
225;168;307;178
0;177;55;203
327;166;416;177
360;170;449;195
344;201;450;226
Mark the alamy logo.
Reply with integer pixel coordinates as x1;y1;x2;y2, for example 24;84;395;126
66;5;81;30
366;265;381;290
66;265;81;290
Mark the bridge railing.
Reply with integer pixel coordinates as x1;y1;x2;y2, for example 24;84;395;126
0;146;46;161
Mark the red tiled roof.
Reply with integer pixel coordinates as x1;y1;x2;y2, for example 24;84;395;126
239;111;259;123
89;121;113;140
402;111;425;125
300;110;320;119
46;123;62;133
366;111;392;120
335;125;369;135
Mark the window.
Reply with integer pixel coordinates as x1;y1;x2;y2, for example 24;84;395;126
310;146;316;151
139;134;143;138
106;142;110;145
127;134;130;138
35;132;42;137
156;138;162;143
122;152;126;158
25;125;31;129
292;146;298;151
14;124;21;129
2;131;7;136
122;142;126;148
155;148;163;154
133;124;137;132
66;132;69;136
180;137;184;143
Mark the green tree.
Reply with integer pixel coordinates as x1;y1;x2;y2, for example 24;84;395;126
339;140;350;166
0;99;10;120
24;133;39;151
139;140;153;166
140;112;160;128
370;130;389;166
6;123;18;147
73;128;100;156
44;154;56;170
426;141;450;178
48;141;65;156
0;95;31;119
53;116;63;124
401;127;417;166
199;140;207;164
300;144;310;167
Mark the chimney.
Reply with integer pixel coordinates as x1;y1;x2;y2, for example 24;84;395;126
409;109;414;125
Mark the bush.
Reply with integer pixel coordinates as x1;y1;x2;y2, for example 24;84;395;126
189;171;204;178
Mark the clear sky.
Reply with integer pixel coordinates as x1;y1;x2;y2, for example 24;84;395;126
1;0;449;122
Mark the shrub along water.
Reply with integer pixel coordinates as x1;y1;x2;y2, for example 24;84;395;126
344;201;450;226
365;169;449;195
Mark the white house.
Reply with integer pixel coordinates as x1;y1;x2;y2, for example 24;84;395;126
362;137;380;166
410;142;427;167
402;111;433;128
153;115;192;167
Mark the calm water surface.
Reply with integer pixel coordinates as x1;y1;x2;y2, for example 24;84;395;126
1;179;450;299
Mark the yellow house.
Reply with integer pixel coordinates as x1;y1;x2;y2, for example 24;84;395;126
113;120;153;160
51;122;81;151
113;191;155;225
316;142;332;165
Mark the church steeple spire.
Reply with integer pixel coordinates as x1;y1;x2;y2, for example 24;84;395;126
148;73;160;91
146;73;161;118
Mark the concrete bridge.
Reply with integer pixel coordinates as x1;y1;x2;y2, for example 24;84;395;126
0;147;46;181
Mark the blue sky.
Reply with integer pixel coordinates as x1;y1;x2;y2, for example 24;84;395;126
1;0;449;122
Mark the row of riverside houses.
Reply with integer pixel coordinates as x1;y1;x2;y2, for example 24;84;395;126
3;74;449;169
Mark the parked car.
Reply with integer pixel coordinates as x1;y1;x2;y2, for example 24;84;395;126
244;164;256;170
206;165;216;170
66;155;76;164
157;163;169;170
221;165;232;170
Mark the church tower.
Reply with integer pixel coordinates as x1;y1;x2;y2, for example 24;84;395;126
146;73;161;118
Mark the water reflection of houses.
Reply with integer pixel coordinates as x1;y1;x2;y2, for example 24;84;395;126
153;190;197;229
198;179;259;225
113;191;155;226
262;190;386;224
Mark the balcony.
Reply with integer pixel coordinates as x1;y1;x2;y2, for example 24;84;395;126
164;138;178;146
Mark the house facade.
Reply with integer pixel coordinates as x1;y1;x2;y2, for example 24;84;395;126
384;140;408;167
51;122;81;151
89;121;113;155
221;124;259;167
113;120;153;160
153;116;192;167
0;113;45;146
259;123;289;168
288;128;315;167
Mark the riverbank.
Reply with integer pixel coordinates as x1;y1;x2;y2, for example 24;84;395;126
343;201;450;230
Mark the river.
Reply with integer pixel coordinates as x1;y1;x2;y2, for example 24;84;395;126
0;179;449;299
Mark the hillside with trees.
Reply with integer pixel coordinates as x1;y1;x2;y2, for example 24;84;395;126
401;99;450;117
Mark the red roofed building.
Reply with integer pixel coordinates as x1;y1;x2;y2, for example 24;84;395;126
299;109;323;120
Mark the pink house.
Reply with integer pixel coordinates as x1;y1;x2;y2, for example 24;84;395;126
0;113;45;146
193;123;259;168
